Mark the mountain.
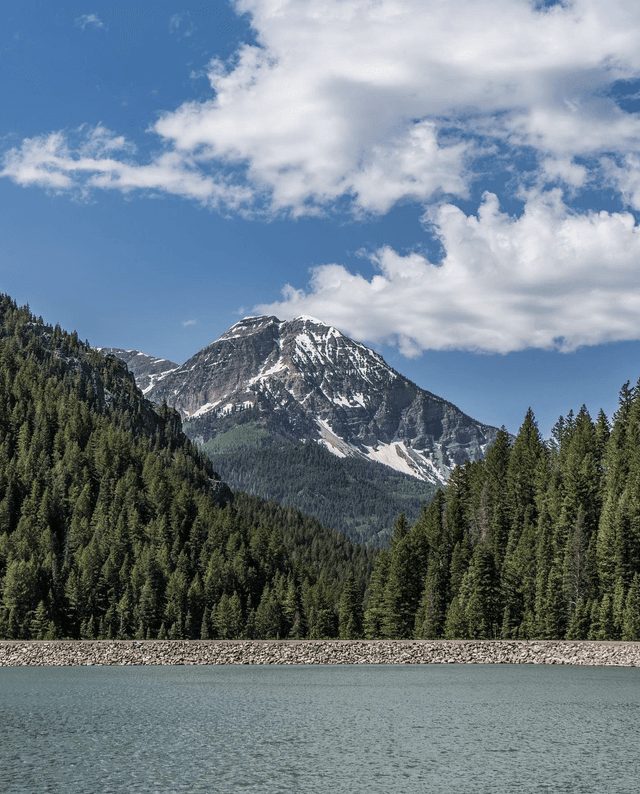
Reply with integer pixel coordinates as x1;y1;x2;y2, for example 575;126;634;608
145;315;501;486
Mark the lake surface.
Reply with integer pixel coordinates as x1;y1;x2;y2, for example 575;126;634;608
1;664;639;793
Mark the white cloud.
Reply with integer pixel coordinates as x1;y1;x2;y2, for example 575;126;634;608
7;0;640;355
257;190;640;354
540;156;588;190
7;0;640;214
169;14;184;33
182;319;197;327
75;13;106;31
150;0;640;212
169;12;194;38
601;154;640;211
0;126;252;208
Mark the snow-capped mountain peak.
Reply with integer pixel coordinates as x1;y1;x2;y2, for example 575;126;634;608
138;315;501;486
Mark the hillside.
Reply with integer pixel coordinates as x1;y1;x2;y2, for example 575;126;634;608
0;296;373;641
2;294;637;642
200;429;436;545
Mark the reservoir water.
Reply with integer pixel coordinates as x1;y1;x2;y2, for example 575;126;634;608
1;664;638;793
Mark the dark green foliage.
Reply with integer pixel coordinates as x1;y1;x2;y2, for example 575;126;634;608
0;296;374;640
4;291;640;643
362;549;390;639
198;427;436;546
338;571;363;639
363;389;640;640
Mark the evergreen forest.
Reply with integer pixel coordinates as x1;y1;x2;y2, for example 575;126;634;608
199;428;436;546
365;401;640;641
1;292;639;642
0;296;373;641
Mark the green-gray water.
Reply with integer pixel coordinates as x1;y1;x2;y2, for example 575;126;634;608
1;664;639;793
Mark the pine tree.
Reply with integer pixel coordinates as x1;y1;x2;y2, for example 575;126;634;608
542;563;566;639
254;585;283;639
282;576;305;638
29;600;49;640
215;592;244;639
363;550;390;639
338;571;363;639
381;528;422;639
621;574;640;640
458;543;501;639
565;599;589;640
443;594;467;639
482;427;512;565
596;593;615;640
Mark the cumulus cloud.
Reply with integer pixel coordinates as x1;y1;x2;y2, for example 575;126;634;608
601;154;640;211
257;190;640;354
6;0;640;214
6;0;640;354
148;0;640;212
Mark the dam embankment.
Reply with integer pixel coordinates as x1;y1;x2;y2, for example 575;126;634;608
1;639;640;666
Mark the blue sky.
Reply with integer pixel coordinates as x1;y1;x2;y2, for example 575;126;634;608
3;0;640;438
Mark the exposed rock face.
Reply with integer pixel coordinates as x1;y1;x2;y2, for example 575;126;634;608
145;315;501;486
99;348;179;394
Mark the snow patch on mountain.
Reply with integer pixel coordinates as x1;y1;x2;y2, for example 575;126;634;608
189;400;222;418
316;418;353;459
141;369;178;394
246;359;289;387
363;441;448;485
314;418;449;485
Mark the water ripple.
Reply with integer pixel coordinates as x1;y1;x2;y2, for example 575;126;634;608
0;664;639;793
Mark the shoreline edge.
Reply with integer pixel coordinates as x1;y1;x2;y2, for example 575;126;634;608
1;639;640;667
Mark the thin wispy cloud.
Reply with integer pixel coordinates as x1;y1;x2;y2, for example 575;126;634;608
5;0;640;355
75;13;106;31
169;13;194;37
182;319;197;327
169;13;184;33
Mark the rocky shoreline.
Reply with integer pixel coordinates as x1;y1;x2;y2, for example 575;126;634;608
1;639;640;667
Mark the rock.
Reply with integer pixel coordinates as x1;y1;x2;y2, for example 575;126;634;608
2;639;640;667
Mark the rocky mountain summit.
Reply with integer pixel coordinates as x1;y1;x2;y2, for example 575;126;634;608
141;315;501;486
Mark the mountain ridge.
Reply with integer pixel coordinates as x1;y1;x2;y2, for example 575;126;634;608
135;314;501;486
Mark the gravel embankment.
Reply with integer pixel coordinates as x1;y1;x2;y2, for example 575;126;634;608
1;639;640;666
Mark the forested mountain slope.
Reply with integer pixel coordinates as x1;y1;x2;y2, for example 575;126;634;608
109;315;501;544
3;292;638;643
0;296;373;641
200;430;436;546
365;400;640;641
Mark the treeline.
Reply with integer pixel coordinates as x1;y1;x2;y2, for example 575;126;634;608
200;432;436;546
364;398;640;640
0;296;373;641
